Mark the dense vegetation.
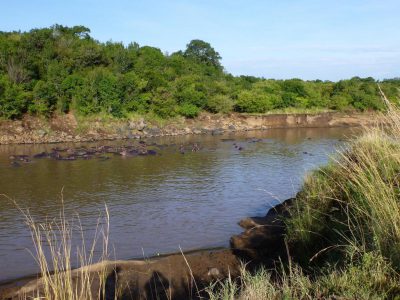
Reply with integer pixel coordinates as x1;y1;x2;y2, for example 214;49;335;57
0;25;399;120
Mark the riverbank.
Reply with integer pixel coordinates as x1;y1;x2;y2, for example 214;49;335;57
0;197;291;300
207;109;400;299
0;111;380;144
0;111;394;299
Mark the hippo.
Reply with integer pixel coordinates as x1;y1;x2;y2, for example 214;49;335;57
49;151;61;160
179;144;185;154
10;161;21;167
75;150;89;156
147;149;157;155
33;152;49;159
52;147;67;152
60;155;77;161
97;156;110;161
192;143;199;152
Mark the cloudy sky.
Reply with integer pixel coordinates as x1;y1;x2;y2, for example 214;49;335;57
1;0;399;80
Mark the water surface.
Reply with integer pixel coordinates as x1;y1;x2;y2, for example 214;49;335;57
0;127;358;282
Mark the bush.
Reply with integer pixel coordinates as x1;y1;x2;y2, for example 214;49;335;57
0;76;30;118
177;103;200;118
175;85;207;108
235;90;273;113
73;69;123;117
150;87;177;118
206;94;234;113
330;94;350;110
30;80;57;116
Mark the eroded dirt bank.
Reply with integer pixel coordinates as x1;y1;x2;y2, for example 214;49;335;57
0;199;292;300
0;111;379;144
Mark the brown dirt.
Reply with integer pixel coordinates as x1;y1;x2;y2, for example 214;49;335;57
0;249;241;300
0;111;382;145
0;198;294;300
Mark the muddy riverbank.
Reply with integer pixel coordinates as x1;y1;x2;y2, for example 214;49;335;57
0;198;291;300
0;111;379;144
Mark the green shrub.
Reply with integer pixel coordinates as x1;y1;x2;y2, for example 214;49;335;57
175;85;207;108
0;76;30;118
206;94;234;113
235;90;273;113
31;80;57;116
329;94;351;110
150;87;177;118
177;103;200;118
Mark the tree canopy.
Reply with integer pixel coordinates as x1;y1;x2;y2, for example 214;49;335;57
0;25;398;120
183;39;222;69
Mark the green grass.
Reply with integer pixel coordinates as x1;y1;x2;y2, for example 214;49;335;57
208;252;399;300
262;107;334;115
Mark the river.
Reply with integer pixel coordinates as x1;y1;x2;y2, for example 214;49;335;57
0;127;358;282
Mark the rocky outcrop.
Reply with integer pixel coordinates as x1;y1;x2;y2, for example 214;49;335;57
230;198;293;264
0;112;380;145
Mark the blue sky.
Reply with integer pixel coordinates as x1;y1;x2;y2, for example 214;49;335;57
1;0;399;80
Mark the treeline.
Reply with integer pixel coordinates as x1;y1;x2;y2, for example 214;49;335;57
0;25;399;119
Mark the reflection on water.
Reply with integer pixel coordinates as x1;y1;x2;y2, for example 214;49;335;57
0;127;359;282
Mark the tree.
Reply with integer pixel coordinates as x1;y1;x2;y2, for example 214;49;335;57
184;39;222;69
0;25;395;120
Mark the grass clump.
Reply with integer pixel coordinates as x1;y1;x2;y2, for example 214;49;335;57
288;109;400;266
208;251;399;299
11;195;113;300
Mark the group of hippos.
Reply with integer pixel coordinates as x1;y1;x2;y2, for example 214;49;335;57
8;140;206;167
6;138;267;167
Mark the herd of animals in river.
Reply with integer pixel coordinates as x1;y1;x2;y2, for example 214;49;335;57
7;137;316;167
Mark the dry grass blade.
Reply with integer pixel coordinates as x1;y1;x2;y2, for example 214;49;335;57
7;192;112;300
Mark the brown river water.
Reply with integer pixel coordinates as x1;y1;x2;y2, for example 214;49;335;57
0;127;359;282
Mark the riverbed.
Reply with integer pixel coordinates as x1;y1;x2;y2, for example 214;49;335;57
0;127;358;282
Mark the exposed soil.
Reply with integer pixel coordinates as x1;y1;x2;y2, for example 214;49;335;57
0;199;293;300
0;111;381;144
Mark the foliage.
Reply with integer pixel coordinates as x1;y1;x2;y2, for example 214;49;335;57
177;102;200;118
183;39;222;70
0;75;30;118
207;251;400;300
207;94;234;114
0;25;398;120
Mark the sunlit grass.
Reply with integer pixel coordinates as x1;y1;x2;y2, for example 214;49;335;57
9;194;113;300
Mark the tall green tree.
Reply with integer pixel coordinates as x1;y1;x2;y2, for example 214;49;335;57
184;39;222;69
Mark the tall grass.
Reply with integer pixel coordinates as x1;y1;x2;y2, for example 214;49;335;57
207;252;399;299
208;100;400;299
13;195;112;300
288;108;400;266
